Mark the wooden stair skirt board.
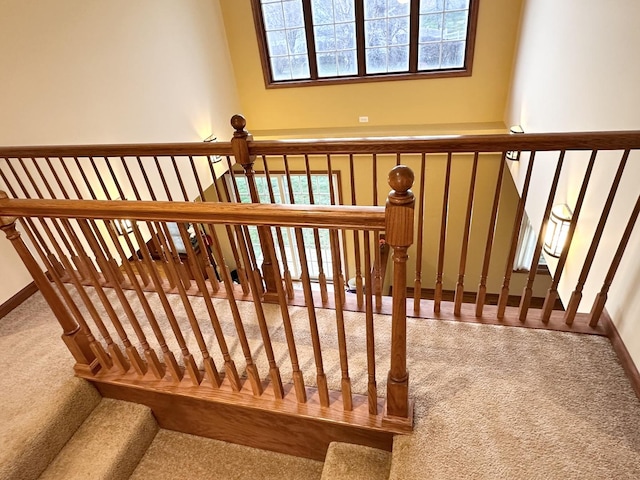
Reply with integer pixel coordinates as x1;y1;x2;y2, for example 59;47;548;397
79;369;413;462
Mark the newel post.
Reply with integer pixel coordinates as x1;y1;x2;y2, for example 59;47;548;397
0;192;97;373
230;115;278;298
384;166;415;423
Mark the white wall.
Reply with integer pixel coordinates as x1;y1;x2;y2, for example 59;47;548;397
506;0;640;366
0;0;241;304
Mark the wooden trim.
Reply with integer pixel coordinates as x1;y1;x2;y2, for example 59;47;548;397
0;197;385;231
0;131;638;159
464;0;480;75
403;286;564;311
600;309;640;401
301;0;318;80
0;142;233;158
0;281;38;319
86;371;410;461
263;68;472;88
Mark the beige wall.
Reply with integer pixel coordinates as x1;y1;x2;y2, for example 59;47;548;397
0;0;241;304
220;0;523;133
506;0;640;366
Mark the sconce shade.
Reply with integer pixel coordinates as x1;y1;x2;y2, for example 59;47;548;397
506;125;524;161
543;204;572;258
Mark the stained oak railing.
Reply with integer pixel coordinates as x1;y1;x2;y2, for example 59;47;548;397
0;165;415;443
1;115;640;454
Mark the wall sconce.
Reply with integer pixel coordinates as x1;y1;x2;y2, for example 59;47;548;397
204;133;222;163
506;125;524;161
114;219;134;236
543;204;572;258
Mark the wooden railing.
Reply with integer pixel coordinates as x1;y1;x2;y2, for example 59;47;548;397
1;114;640;454
0;164;415;452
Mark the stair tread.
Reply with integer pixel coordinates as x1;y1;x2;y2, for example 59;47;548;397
39;398;157;480
321;442;392;480
130;429;324;480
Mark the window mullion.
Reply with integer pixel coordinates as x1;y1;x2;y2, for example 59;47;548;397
355;0;366;76
409;0;420;73
301;0;319;80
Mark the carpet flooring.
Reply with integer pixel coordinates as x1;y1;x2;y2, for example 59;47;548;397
1;287;640;479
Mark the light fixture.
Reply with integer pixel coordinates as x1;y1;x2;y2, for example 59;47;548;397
204;134;222;163
114;219;133;236
506;125;524;161
543;204;572;258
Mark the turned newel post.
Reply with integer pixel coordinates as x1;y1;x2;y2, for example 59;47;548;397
230;114;278;298
384;166;415;421
0;191;96;372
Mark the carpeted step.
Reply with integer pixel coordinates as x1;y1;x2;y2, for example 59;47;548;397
0;377;101;480
321;442;392;480
38;398;158;480
130;429;324;480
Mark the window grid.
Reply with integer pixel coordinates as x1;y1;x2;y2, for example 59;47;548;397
254;0;478;85
234;174;338;280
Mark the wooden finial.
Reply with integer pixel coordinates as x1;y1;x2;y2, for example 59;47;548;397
0;191;17;229
388;165;415;206
231;114;248;138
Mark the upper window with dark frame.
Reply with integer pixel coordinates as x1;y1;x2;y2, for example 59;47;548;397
251;0;479;87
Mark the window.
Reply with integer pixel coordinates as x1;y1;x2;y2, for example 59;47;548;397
234;173;340;280
251;0;479;86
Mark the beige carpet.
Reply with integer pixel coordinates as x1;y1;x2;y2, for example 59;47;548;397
2;286;640;479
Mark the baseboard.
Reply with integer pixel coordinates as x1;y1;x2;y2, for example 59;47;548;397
601;309;640;401
0;282;38;320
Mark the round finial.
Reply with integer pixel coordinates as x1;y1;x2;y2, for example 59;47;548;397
388;165;414;193
0;191;8;200
231;114;247;132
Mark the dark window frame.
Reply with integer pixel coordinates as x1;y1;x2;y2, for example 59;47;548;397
250;0;480;88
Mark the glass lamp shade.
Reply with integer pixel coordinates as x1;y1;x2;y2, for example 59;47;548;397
506;125;524;161
543;204;572;258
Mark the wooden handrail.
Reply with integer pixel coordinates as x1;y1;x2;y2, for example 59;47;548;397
1;130;638;159
0;197;385;231
249;131;640;155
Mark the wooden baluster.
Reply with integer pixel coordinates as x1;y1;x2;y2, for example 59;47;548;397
103;219;183;382
175;155;220;292
78;218;164;378
84;158;126;284
413;153;426;314
565;151;629;325
33;158;114;287
0;172;128;373
205;156;250;295
476;154;506;317
349;154;364;309
541;151;598;323
434;153;452;314
0;197;98;374
588;193;640;327
153;222;220;387
231;114;278;298
497;152;535;319
327;155;346;305
372;154;383;310
263;228;307;403
327;224;352;410
224;154;264;295
363;230;378;415
454;152;479;316
384;165;415;421
118;156;177;290
263;154;294;299
304;154;329;304
0;166;66;278
8;159;84;278
176;222;244;392
137;156;192;291
518;152;565;322
212;220;284;398
130;223;201;384
291;221;330;406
